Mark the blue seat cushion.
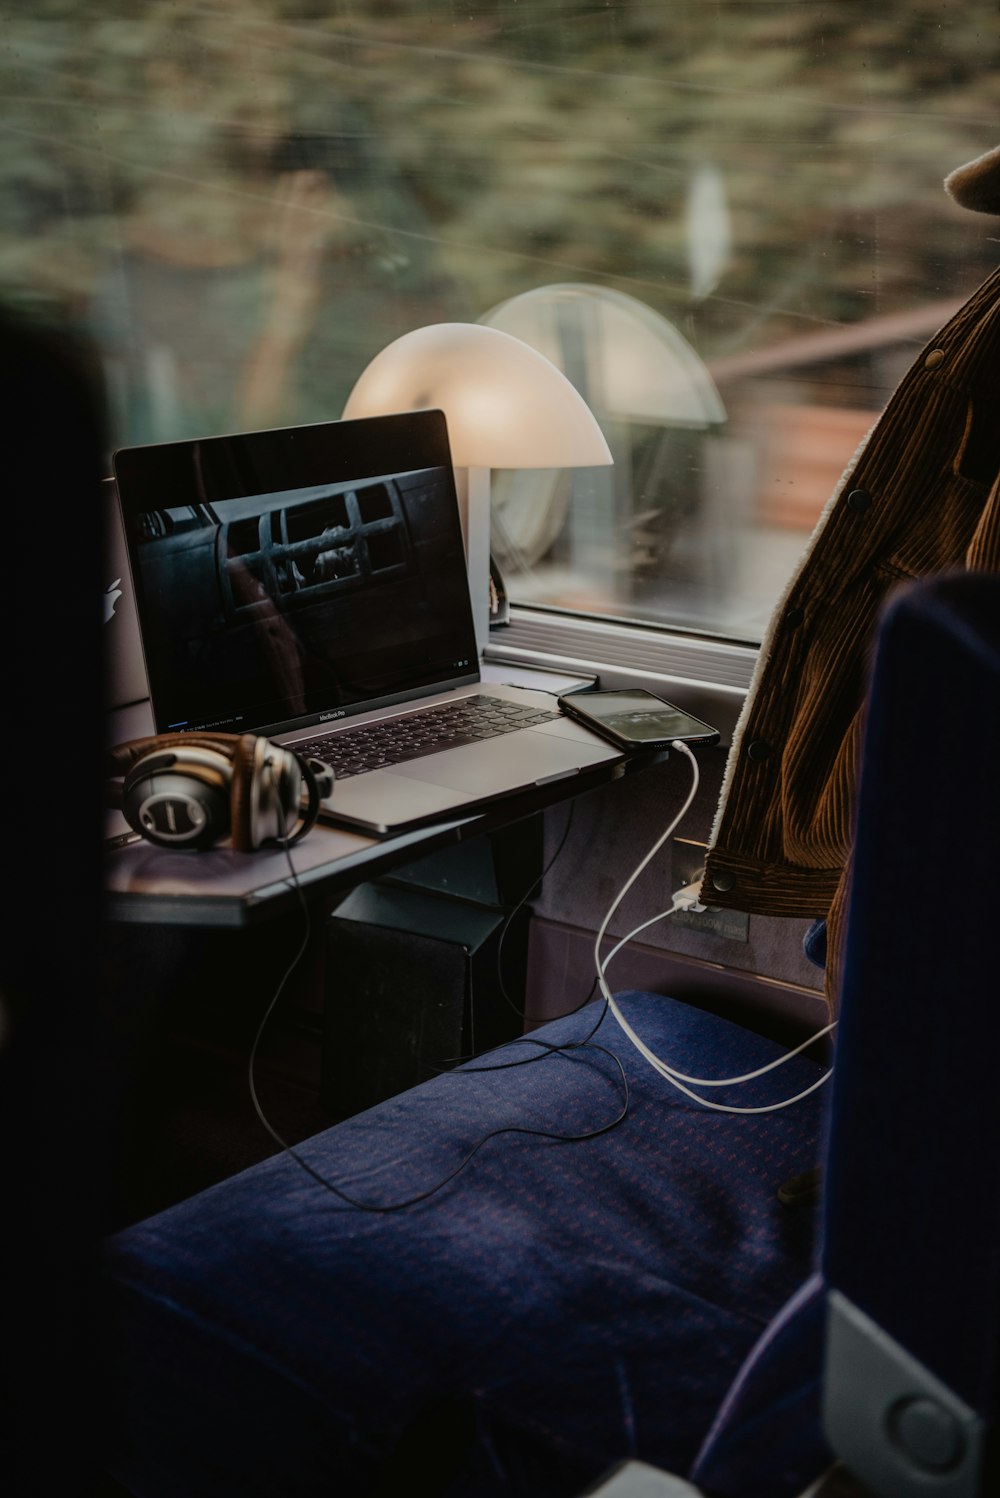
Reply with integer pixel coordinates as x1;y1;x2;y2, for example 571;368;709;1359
99;992;827;1496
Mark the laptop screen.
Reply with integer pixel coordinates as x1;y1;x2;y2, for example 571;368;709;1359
112;411;479;738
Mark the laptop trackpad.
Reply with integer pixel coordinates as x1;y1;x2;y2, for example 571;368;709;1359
394;730;612;793
325;768;476;829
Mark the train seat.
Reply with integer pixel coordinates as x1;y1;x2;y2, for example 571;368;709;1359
99;1002;827;1495
97;570;1000;1497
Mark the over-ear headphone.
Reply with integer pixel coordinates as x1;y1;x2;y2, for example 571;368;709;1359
107;732;334;851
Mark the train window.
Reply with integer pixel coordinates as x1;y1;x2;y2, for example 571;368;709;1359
1;2;996;656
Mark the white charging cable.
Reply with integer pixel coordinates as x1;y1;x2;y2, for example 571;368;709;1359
593;739;836;1114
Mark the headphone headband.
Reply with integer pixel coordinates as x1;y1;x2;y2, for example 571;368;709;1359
107;731;254;778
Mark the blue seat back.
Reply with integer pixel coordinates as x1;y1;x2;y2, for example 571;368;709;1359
823;570;1000;1421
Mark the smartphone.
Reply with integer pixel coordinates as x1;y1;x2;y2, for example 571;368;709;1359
557;688;721;750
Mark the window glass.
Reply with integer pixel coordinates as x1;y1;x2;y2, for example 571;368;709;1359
2;1;996;643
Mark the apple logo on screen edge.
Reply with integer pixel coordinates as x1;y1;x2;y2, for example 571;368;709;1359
104;578;123;623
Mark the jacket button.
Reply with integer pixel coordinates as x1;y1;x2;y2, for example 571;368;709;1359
712;870;736;892
785;606;805;628
747;740;772;762
924;348;945;370
847;488;872;512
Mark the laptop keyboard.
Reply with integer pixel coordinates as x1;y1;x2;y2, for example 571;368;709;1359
293;695;561;780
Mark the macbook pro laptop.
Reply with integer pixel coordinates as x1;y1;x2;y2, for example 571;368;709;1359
111;410;622;836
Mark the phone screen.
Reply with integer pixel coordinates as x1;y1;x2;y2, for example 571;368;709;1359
559;689;721;748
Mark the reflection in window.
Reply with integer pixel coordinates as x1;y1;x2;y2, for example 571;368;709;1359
1;1;995;643
482;283;737;632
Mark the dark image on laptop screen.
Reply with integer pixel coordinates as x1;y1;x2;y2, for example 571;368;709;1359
113;413;479;737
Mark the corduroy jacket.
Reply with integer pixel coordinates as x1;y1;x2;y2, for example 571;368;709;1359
699;165;1000;1006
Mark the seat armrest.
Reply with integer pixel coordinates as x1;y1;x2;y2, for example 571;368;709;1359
823;1291;987;1497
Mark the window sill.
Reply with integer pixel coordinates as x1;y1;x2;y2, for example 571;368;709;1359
484;606;758;745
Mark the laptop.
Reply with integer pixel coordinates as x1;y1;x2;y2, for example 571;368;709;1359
111;410;622;836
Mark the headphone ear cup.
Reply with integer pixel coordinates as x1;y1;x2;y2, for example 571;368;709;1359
305;758;334;802
283;754;331;845
265;743;306;844
121;747;233;850
231;736;305;850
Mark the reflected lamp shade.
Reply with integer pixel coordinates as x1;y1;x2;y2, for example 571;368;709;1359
341;322;612;653
481;283;726;429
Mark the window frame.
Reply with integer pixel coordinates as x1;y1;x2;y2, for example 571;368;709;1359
486;603;757;744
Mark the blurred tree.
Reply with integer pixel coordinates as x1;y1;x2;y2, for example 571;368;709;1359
0;0;995;448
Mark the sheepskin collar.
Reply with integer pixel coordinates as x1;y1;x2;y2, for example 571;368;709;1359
945;144;1000;215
